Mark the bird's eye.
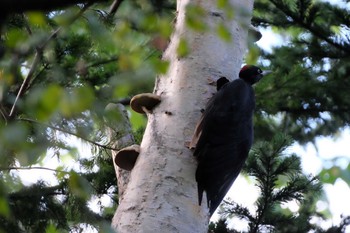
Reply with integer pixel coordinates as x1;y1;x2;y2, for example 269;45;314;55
257;69;262;74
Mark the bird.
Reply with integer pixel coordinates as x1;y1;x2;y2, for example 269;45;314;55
191;65;268;216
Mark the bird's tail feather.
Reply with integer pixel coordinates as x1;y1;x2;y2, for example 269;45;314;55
198;185;204;206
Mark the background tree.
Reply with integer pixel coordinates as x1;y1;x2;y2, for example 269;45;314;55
211;0;350;232
0;0;349;232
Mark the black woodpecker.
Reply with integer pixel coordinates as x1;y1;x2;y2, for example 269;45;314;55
192;65;268;216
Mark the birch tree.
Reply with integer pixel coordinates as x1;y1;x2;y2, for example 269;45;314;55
112;0;255;232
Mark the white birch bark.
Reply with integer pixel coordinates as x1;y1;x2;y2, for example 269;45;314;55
112;0;254;232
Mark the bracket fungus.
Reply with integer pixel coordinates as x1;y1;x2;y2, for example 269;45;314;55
130;93;161;114
114;144;140;171
248;25;262;42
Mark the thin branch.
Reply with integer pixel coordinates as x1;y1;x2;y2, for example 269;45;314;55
0;106;8;124
18;117;119;151
8;184;66;198
9;53;40;117
9;15;44;117
0;166;70;174
87;55;119;67
108;0;124;17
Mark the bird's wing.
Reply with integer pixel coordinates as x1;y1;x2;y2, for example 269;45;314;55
193;79;251;154
189;77;231;149
193;79;254;215
189;94;218;149
189;114;205;149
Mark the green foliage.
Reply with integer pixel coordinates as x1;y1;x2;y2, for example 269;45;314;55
0;1;175;231
319;161;350;186
185;4;208;32
252;0;350;143
133;126;146;145
251;0;350;197
177;37;190;58
216;23;232;42
1;181;68;233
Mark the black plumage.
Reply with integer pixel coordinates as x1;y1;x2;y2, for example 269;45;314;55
192;65;266;215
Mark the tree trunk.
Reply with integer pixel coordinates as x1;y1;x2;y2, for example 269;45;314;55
112;0;254;232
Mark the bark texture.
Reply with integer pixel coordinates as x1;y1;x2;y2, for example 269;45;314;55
112;0;254;232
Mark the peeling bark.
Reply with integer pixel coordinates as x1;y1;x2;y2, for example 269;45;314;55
111;0;254;232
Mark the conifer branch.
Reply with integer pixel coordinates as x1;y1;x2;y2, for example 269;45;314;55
108;0;124;17
269;0;350;54
219;135;322;233
18;117;119;151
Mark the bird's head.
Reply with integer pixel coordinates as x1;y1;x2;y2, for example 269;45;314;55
239;65;270;85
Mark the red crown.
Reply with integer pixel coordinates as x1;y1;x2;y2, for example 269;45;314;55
240;65;251;72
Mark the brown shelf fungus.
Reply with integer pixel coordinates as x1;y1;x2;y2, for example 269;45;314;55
130;93;161;114
114;144;140;171
248;25;262;42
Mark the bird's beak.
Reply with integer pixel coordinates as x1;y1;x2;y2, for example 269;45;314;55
262;70;272;76
253;70;272;84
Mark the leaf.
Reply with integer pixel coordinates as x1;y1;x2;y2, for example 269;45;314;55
177;38;190;58
216;23;231;42
217;0;235;19
319;164;350;186
68;172;93;200
152;60;169;74
118;52;143;71
245;45;260;66
185;4;208;32
217;0;229;9
5;29;28;48
330;25;341;35
60;85;95;117
26;12;47;26
319;166;340;184
1;123;25;143
38;84;63;120
158;18;173;37
45;224;58;233
0;197;10;218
